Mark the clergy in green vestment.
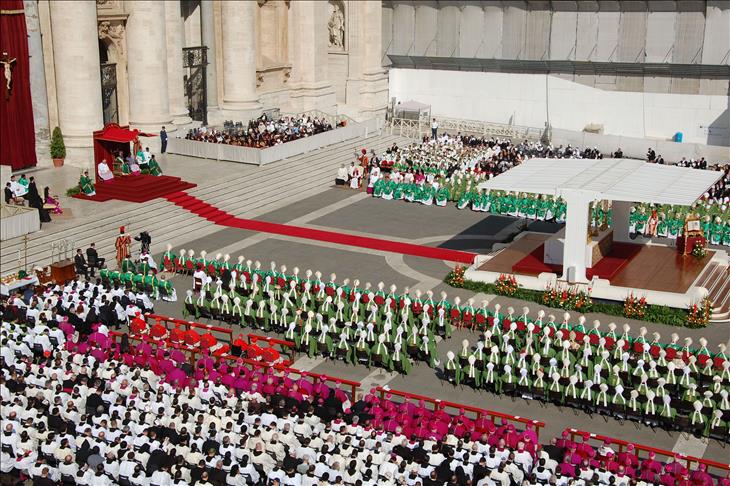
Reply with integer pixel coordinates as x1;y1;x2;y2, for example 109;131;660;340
79;171;96;196
147;155;163;176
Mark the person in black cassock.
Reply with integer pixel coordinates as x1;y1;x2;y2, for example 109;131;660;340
135;231;152;254
27;177;51;223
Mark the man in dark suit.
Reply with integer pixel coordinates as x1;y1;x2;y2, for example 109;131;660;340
160;126;168;153
86;243;105;277
74;249;88;278
4;182;14;204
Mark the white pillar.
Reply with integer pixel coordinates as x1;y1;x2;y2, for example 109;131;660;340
200;0;219;115
561;190;593;283
289;0;335;112
165;0;192;126
126;0;172;135
220;0;261;119
358;0;388;120
49;0;102;149
612;200;633;243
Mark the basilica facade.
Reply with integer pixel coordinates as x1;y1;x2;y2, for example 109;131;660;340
24;0;388;164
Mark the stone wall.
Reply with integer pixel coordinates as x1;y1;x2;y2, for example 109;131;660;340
382;0;730;96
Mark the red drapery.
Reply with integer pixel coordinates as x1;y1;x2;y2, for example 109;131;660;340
0;0;37;170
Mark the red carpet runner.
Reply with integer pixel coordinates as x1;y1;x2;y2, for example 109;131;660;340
165;192;477;264
73;175;197;203
512;242;642;280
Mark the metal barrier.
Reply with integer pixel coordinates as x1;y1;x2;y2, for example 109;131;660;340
388;116;543;141
565;428;730;478
377;387;546;438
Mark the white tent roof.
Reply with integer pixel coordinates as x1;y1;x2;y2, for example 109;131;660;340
478;158;722;206
395;100;430;112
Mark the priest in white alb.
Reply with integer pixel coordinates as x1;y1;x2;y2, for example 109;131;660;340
97;159;115;182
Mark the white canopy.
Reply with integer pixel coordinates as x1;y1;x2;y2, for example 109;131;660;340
395;100;430;112
478;159;722;206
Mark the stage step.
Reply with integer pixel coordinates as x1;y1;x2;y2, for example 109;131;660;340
707;264;730;323
73;175;197;203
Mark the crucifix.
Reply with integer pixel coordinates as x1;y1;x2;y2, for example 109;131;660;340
0;52;17;100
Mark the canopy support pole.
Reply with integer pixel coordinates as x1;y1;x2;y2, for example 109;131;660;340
561;190;592;283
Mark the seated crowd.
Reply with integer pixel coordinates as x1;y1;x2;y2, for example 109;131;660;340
333;135;730;247
3;276;157;337
3;296;729;485
185;114;335;149
161;250;730;437
443;318;729;438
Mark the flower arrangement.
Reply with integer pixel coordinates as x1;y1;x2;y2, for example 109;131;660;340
542;285;593;311
494;273;519;297
691;241;707;259
686;297;712;328
623;293;647;319
445;265;466;287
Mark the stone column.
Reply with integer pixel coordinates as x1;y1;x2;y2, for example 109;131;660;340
358;0;388;120
165;0;192;127
220;0;261;119
24;0;50;162
126;0;172;137
289;0;335;113
200;0;219;118
48;0;102;150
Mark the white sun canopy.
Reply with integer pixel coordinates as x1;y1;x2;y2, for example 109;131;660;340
478;158;722;206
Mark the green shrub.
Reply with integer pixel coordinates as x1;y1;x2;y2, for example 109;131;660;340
66;186;80;197
50;127;66;159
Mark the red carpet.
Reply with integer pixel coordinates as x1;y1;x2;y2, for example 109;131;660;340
166;192;477;264
512;242;642;280
73;175;196;203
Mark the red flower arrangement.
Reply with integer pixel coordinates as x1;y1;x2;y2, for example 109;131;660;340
446;265;467;287
686;297;712;328
494;274;519;296
542;284;593;311
623;293;647;319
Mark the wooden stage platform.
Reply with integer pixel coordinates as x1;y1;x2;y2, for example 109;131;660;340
479;235;713;293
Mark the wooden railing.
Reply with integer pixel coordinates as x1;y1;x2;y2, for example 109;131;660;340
377;387;546;439
565;428;730;478
99;312;552;437
144;313;233;350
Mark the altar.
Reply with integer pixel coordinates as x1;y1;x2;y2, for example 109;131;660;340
466;158;726;310
544;227;613;268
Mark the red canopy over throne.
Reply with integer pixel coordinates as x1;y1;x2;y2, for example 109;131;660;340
92;123;150;183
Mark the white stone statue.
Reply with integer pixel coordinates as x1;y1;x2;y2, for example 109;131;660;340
328;2;345;49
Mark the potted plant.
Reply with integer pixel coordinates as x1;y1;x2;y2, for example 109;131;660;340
50;126;66;167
